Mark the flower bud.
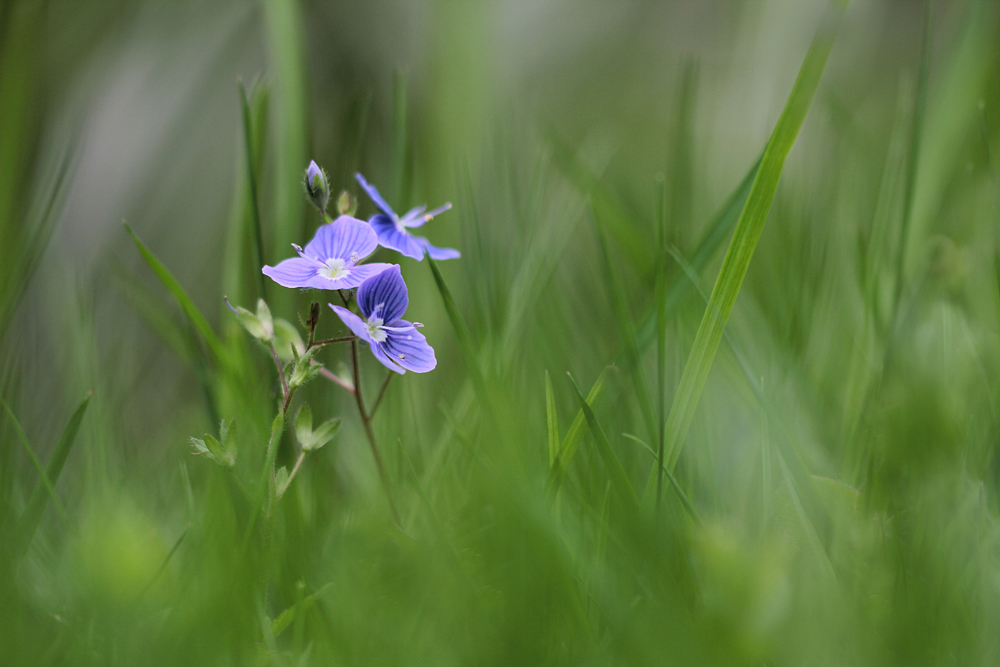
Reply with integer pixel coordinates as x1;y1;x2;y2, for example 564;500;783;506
336;190;357;217
304;160;330;212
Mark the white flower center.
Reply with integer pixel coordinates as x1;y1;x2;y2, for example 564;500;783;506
366;316;387;343
318;258;349;281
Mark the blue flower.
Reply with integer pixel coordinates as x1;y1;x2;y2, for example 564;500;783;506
329;265;437;374
355;172;460;261
262;215;394;291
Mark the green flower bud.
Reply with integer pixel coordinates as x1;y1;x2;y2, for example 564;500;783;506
336;190;357;217
304;160;330;213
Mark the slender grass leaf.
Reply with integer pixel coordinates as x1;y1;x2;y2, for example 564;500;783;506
567;373;638;511
623;433;699;524
592;211;657;445
123;221;228;367
653;3;843;478
545;370;560;469
14;392;90;558
547;365;613;493
0;396;69;531
238;78;268;301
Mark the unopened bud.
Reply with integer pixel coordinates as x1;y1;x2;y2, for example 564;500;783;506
336;190;357;217
304;160;330;213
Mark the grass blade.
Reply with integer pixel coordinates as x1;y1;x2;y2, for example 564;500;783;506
0;397;69;538
567;373;638;511
124;221;228;367
546;365;613;493
237;78;268;302
427;255;488;401
13;392;90;558
623;433;699;523
652;3;843;478
592;212;657;445
545;370;560;469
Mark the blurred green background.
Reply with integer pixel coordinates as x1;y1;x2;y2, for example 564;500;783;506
2;0;1000;664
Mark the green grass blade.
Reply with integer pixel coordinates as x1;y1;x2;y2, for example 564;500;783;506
545;370;560;469
427;255;488;401
655;176;668;508
567;373;638;511
547;366;613;493
123;221;228;367
14;392;90;558
241;412;285;552
892;0;931;315
592;212;657;445
623;433;699;523
547;130;654;277
654;3;843;477
633;153;761;355
237;78;268;302
392;68;410;208
0;396;69;534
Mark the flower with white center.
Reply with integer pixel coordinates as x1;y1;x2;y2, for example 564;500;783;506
329;266;436;374
262;215;394;291
355;172;460;261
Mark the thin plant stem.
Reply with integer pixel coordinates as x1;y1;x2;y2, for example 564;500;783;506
315;362;354;394
351;338;400;524
308;335;357;350
278;451;307;499
370;371;394;419
269;343;289;404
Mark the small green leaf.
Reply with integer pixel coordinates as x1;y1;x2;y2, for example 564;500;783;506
305;417;341;453
545;370;560;469
274;466;289;499
272;317;305;361
295;404;313;445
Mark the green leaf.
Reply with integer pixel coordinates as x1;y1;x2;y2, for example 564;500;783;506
652;3;843;481
295;403;313;446
11;392;90;559
567;373;638;511
306;417;341;453
545;371;560;469
123;222;228;367
237;78;268;302
546;366;613;494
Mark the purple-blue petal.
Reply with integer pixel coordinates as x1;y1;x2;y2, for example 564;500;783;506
383;324;436;373
357;264;408;323
401;202;452;229
305;216;378;262
262;257;319;288
370;214;426;260
370;341;406;374
355;173;396;218
415;236;461;261
329;305;371;343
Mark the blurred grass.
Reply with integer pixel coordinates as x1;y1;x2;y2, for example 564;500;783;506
2;0;1000;665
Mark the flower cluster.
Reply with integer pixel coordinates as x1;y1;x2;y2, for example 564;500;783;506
260;163;458;374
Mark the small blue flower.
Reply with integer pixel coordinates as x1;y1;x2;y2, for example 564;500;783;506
262;215;394;291
329;265;437;374
355;172;460;261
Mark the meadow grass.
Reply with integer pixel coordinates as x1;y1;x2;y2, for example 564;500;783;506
2;1;1000;665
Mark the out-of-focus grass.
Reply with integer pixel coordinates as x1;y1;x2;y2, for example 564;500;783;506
2;0;1000;665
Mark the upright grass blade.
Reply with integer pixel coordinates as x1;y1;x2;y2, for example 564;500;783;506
13;392;90;559
545;370;560;469
655;177;668;508
124;222;228;367
242;412;285;552
567;373;638;511
427;255;488;401
0;397;69;532
547;366;613;493
547;130;654;277
892;0;932;316
623;433;699;524
237;78;268;302
652;3;843;478
592;213;657;445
